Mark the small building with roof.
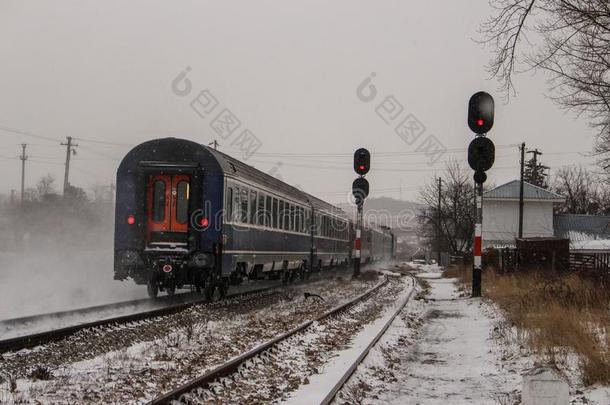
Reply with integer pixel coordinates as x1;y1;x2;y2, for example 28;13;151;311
554;214;610;253
482;180;565;248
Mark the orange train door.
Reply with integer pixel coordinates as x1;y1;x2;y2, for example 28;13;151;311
146;174;191;244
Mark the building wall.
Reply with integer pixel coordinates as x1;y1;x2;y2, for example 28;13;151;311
482;199;555;247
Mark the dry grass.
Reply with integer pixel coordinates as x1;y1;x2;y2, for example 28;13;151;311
449;263;610;386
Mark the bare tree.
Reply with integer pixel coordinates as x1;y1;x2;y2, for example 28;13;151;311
417;161;475;254
552;165;610;214
36;174;57;199
481;0;610;167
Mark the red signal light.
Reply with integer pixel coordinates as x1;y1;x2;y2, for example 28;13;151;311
127;215;135;225
200;217;209;227
477;119;484;126
359;165;365;171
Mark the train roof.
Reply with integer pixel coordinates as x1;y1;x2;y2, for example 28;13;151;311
119;137;350;220
206;147;348;218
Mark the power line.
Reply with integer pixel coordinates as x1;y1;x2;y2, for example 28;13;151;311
72;136;133;146
0;125;60;142
221;143;521;157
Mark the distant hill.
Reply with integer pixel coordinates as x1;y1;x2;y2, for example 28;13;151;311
337;197;424;230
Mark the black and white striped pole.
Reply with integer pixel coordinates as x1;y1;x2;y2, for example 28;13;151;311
353;148;370;279
467;92;495;297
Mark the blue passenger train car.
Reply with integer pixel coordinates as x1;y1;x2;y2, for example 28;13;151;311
114;138;394;298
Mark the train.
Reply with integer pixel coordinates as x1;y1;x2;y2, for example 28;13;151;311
113;138;395;298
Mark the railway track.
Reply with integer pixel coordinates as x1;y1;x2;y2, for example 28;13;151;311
320;275;416;404
150;275;412;404
0;266;364;354
0;285;277;354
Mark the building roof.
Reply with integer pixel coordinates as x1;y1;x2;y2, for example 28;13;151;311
554;214;610;242
483;180;564;202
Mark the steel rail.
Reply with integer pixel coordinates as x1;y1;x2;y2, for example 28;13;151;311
0;286;277;354
320;275;416;405
149;276;390;405
0;264;368;354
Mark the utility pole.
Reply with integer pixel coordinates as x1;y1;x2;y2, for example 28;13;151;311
519;142;525;238
525;148;549;188
61;136;78;195
437;177;442;264
19;144;28;202
208;140;220;150
527;148;542;167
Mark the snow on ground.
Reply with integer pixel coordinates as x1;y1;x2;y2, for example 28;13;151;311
335;270;520;404
0;279;281;340
0;274;380;404
285;275;416;404
333;266;610;405
376;276;521;404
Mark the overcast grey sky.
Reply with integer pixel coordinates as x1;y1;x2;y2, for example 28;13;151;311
0;0;598;203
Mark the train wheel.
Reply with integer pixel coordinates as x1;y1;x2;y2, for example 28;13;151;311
204;276;216;302
147;281;158;299
166;282;176;296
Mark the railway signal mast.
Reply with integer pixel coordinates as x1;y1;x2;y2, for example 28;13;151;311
352;148;370;278
467;91;495;297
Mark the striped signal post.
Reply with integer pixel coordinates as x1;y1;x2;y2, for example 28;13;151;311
354;207;362;278
467;91;495;298
352;148;370;279
472;183;483;297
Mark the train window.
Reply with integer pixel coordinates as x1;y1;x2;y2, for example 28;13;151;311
265;195;272;227
284;203;288;230
284;203;291;231
250;190;257;224
289;204;295;231
305;209;310;234
152;180;166;223
257;192;265;226
278;200;284;229
240;188;249;223
321;215;326;237
285;203;290;231
296;207;302;233
226;187;234;221
233;186;241;222
271;198;277;228
176;181;189;224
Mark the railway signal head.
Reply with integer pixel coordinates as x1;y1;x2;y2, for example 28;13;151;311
354;148;370;175
468;136;495;172
352;177;369;206
474;170;487;184
468;91;494;134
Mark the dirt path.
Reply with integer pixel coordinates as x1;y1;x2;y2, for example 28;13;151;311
371;273;520;404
